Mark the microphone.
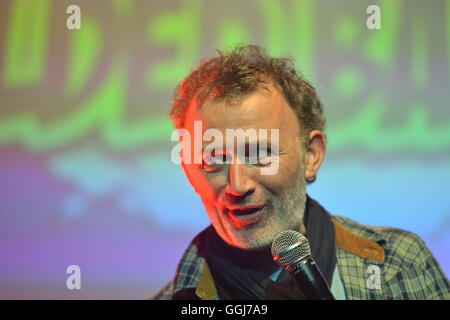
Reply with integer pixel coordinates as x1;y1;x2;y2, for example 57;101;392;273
271;230;335;300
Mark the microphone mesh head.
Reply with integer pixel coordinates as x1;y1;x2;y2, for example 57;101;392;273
271;230;311;269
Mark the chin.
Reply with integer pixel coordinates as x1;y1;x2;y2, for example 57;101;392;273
229;230;274;250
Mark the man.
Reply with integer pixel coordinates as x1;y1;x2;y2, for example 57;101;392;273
151;45;450;300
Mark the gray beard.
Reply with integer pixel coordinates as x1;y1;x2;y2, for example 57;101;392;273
231;164;308;249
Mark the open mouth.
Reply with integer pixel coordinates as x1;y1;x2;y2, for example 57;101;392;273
226;206;266;223
231;207;263;215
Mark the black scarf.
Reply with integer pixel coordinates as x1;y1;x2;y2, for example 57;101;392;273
204;195;336;300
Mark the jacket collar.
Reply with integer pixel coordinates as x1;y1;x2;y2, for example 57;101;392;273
332;218;385;262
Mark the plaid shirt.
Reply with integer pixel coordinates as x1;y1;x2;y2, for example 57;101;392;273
150;215;450;300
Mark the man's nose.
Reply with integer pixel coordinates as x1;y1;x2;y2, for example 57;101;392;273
226;161;255;197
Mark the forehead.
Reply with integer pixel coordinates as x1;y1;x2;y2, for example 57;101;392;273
184;82;300;135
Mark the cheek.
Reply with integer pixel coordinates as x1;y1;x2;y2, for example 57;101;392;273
190;169;227;200
258;153;303;192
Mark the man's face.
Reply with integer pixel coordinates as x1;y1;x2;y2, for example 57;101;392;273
182;82;308;249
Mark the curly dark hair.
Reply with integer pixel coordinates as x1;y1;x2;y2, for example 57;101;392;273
169;45;326;142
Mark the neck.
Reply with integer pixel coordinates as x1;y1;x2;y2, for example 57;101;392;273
209;226;304;275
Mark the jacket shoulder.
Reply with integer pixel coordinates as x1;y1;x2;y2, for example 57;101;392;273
333;215;450;299
148;280;174;300
148;226;213;300
333;215;429;266
334;215;429;264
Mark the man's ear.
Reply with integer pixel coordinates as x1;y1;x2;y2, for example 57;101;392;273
304;130;326;180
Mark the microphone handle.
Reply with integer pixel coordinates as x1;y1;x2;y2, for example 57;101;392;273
288;257;336;300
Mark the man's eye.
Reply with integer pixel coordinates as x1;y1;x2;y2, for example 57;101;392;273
204;153;227;164
201;153;227;171
246;150;272;166
255;154;272;166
